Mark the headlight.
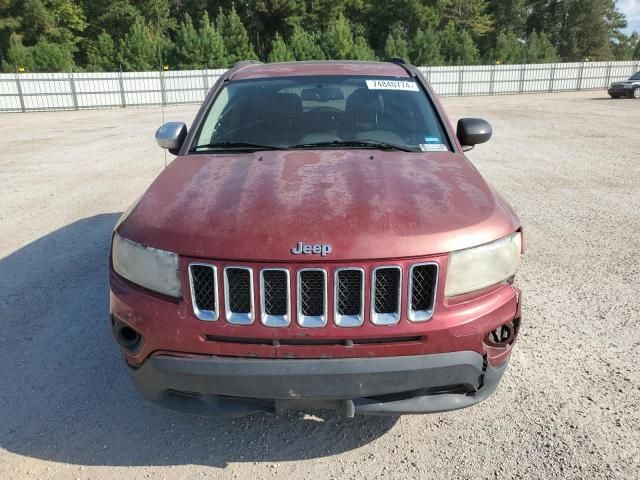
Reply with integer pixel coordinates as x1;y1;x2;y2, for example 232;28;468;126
445;232;522;297
112;232;182;298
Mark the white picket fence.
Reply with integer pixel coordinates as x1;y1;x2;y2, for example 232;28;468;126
0;61;638;113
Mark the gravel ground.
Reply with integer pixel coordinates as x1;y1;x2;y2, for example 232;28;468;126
1;91;638;479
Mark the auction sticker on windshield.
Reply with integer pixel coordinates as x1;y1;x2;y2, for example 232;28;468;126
365;80;419;91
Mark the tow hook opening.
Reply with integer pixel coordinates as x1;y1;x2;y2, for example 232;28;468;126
112;317;144;354
486;320;517;347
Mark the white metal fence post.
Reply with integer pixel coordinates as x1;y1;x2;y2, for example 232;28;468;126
15;73;26;113
605;61;612;88
458;68;464;96
489;64;496;95
118;68;126;108
577;62;585;91
519;64;525;94
202;69;209;99
159;70;167;106
548;64;556;93
69;72;79;110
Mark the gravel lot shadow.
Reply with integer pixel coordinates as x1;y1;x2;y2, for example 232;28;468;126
0;214;397;468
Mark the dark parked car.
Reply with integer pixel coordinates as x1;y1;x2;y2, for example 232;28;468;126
608;71;640;99
110;59;524;417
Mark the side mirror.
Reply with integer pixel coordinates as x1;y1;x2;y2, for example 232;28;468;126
457;118;492;152
155;122;187;155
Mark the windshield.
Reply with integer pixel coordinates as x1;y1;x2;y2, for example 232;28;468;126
630;72;640;81
192;76;450;153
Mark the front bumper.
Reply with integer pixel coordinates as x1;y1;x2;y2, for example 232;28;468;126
609;86;633;96
130;350;509;417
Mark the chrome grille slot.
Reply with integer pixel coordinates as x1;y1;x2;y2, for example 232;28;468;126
188;263;218;321
260;269;290;327
224;267;254;325
297;269;327;328
334;268;364;327
371;266;402;325
408;263;438;322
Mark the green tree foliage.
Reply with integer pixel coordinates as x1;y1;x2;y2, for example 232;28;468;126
440;21;480;65
87;0;141;41
493;31;526;64
3;33;33;71
118;18;160;71
323;13;355;60
199;11;226;68
411;26;443;66
526;30;557;63
267;32;295;62
31;38;75;71
351;35;376;60
489;0;527;35
0;0;638;72
289;27;325;60
384;23;409;59
439;0;494;38
247;0;306;58
173;13;200;69
86;31;116;71
217;7;257;66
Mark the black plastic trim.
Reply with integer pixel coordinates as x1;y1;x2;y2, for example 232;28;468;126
128;351;509;416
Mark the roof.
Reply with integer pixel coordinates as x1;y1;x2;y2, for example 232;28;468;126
228;61;411;81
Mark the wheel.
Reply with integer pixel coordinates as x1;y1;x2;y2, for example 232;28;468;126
633;87;640;99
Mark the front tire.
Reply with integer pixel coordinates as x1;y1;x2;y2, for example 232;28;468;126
633;87;640;99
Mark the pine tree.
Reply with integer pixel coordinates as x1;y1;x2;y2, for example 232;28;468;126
118;18;160;71
384;24;409;60
199;11;226;68
526;30;557;63
440;0;494;38
490;0;527;35
494;32;526;64
173;13;200;69
3;33;33;72
289;27;326;60
267;33;295;62
323;14;354;60
91;0;142;41
217;7;257;66
350;35;376;61
31;39;75;71
440;21;480;65
86;31;117;71
411;26;443;66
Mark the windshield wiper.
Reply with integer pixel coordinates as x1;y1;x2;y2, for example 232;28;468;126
191;142;285;152
289;140;415;152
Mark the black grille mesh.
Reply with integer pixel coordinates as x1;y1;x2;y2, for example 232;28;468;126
262;270;288;316
226;268;251;313
411;264;437;312
300;270;325;316
337;270;363;315
374;268;400;314
190;265;216;311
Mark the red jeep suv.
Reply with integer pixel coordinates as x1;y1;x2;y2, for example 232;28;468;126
109;60;523;417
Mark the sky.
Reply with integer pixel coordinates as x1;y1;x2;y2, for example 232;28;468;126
618;0;640;34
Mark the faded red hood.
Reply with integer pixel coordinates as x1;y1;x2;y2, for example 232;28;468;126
119;150;520;261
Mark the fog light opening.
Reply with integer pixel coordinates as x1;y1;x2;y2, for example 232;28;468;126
113;320;144;354
487;322;515;347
